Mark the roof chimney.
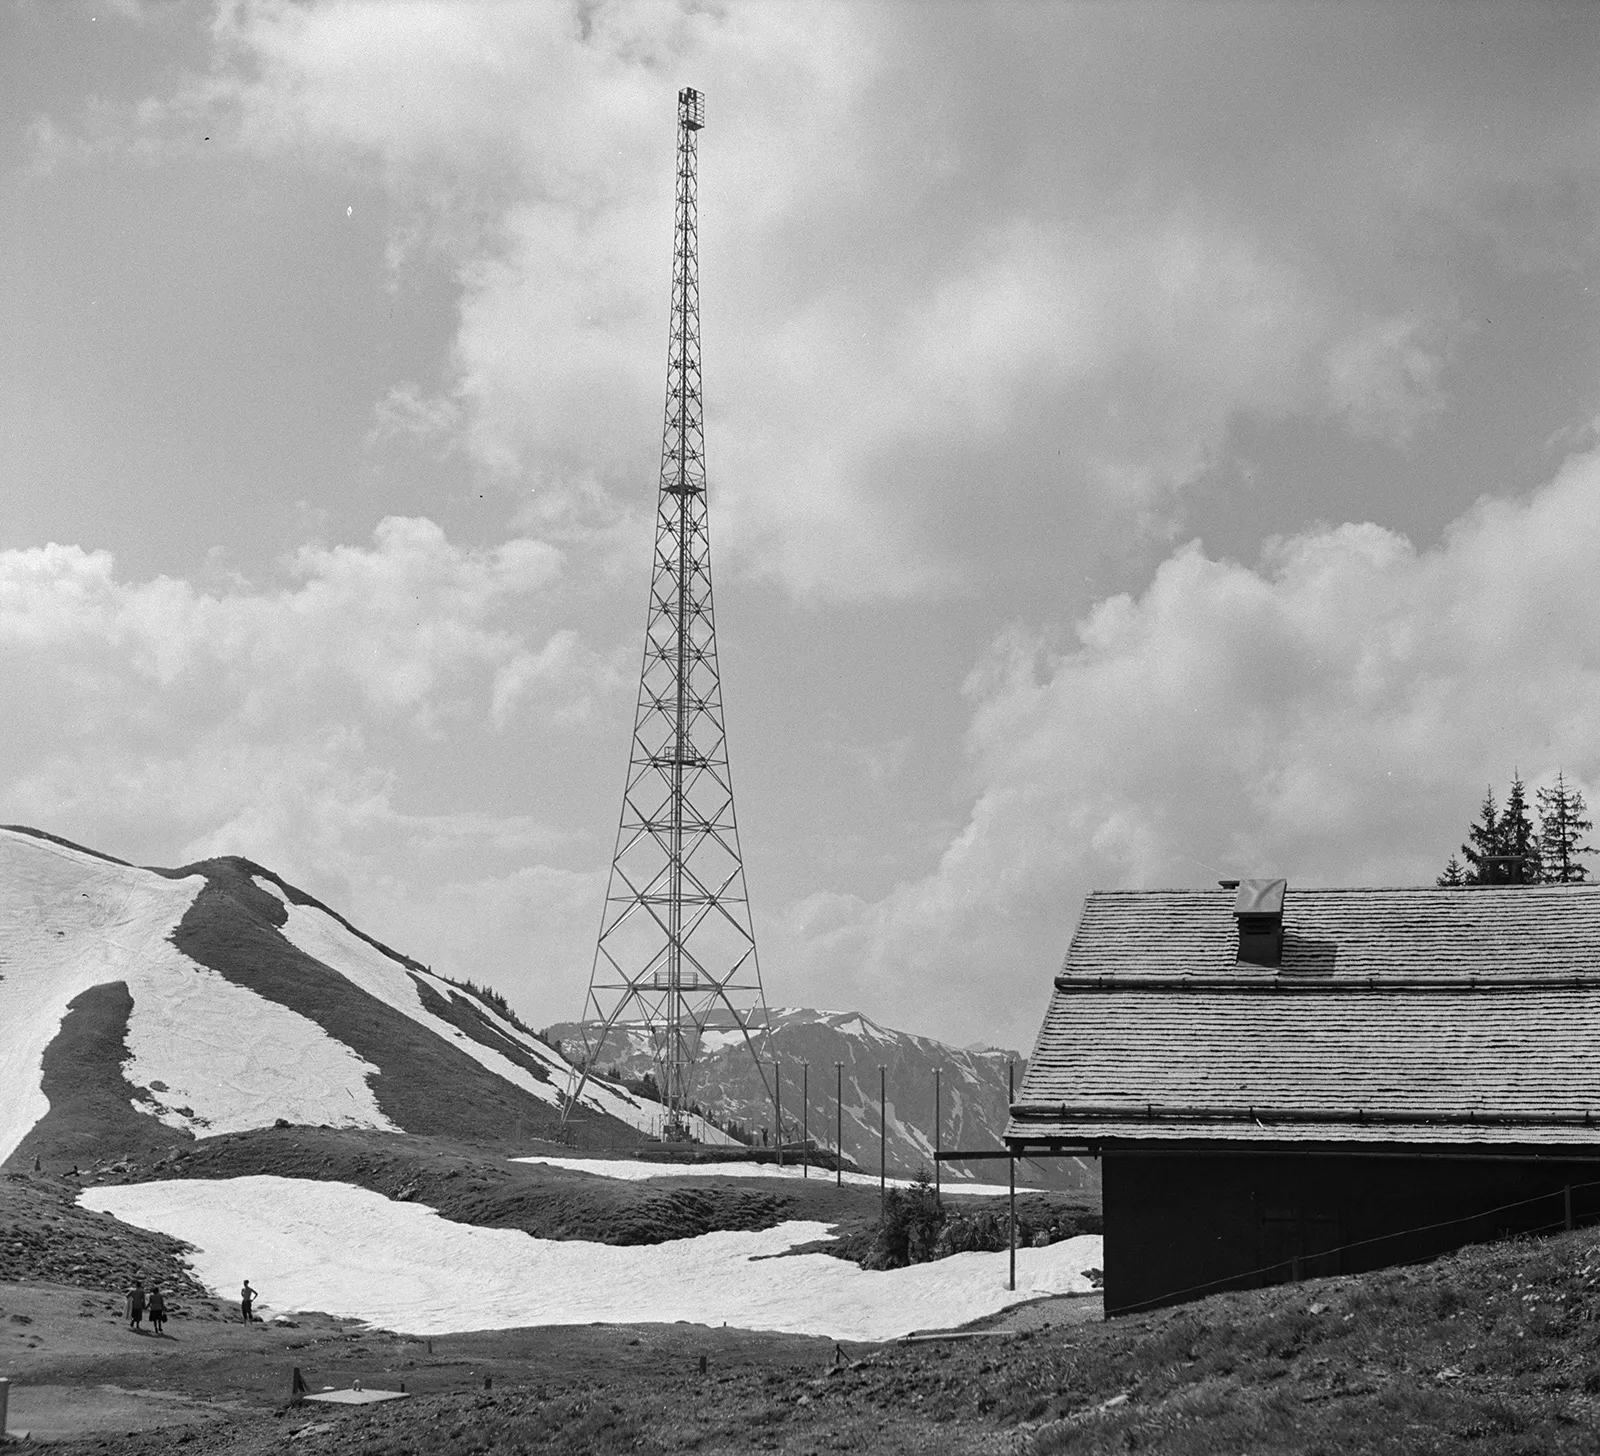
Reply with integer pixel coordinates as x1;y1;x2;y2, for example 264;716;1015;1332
1233;878;1286;968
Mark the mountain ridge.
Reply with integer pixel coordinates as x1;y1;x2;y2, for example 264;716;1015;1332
0;825;657;1171
544;1006;1098;1192
2;824;1093;1195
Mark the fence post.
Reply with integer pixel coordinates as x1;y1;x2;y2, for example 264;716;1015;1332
1567;1184;1574;1232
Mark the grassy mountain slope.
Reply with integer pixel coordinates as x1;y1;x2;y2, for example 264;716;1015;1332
0;826;645;1172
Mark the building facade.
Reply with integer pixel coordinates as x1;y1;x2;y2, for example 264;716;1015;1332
1006;880;1600;1315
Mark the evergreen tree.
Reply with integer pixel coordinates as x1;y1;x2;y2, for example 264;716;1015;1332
1537;770;1595;883
1436;853;1465;887
1462;785;1504;884
1501;772;1541;883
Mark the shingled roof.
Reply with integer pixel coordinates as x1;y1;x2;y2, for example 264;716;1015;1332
1007;884;1600;1148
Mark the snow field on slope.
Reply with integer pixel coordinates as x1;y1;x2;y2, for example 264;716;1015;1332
81;1176;1102;1341
0;831;391;1164
264;881;733;1143
514;1156;1017;1197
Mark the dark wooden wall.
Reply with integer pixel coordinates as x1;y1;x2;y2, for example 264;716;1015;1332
1101;1146;1600;1316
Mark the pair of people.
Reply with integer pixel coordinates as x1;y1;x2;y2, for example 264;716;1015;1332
124;1283;166;1333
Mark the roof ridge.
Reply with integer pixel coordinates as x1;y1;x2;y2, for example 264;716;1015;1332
1086;884;1600;896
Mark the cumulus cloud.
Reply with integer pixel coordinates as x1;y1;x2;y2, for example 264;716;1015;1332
18;1;1600;1048
0;516;614;1016
80;0;1595;604
0;516;565;732
781;446;1600;1047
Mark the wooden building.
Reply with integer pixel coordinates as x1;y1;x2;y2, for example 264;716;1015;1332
1005;879;1600;1315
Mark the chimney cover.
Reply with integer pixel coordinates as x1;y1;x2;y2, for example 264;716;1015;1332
1233;877;1287;968
1233;878;1286;917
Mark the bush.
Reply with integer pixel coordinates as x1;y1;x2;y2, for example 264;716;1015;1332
864;1169;945;1269
854;1180;1101;1269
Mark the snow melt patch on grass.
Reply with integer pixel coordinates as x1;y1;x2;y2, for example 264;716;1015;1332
126;962;394;1138
82;1176;1101;1341
513;1156;1018;1197
0;830;391;1164
270;888;734;1145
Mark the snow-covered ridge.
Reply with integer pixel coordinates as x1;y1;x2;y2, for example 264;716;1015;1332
82;1175;1102;1340
0;823;742;1165
0;828;393;1165
264;883;727;1140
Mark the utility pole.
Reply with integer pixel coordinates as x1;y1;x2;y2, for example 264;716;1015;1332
835;1062;844;1187
802;1062;809;1178
1008;1060;1016;1292
879;1065;887;1213
564;87;772;1140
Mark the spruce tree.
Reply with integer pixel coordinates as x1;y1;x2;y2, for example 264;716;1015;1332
1537;770;1595;883
1462;785;1504;885
1436;853;1465;887
1501;773;1541;884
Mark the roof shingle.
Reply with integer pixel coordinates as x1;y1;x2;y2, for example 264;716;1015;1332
1008;884;1600;1147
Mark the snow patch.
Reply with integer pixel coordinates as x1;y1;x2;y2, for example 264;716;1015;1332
275;899;570;1106
81;1176;1101;1340
125;961;393;1137
0;830;391;1163
251;876;287;904
513;1156;1017;1196
272;897;729;1140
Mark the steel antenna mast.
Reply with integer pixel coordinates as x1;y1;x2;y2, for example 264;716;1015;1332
565;87;772;1142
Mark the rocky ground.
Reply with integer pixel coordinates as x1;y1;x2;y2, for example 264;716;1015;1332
0;1132;1104;1450
0;1171;209;1306
12;1215;1600;1453
0;1272;1095;1453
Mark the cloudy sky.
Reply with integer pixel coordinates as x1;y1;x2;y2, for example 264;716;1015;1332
5;0;1600;1052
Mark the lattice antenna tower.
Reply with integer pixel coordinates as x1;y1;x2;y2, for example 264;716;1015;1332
566;88;772;1140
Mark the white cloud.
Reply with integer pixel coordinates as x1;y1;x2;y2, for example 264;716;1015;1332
0;516;613;1016
1324;314;1449;442
111;0;1496;604
0;517;565;731
785;445;1600;1047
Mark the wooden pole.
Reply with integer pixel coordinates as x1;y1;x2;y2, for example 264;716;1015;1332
1566;1183;1574;1231
802;1063;809;1178
836;1062;843;1187
934;1067;941;1207
775;1063;783;1167
1007;1060;1016;1292
879;1065;887;1213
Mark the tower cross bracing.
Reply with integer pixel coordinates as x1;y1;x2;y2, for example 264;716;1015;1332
567;87;772;1140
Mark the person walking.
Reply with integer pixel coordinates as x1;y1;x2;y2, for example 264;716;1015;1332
240;1280;257;1324
147;1285;167;1336
126;1281;146;1331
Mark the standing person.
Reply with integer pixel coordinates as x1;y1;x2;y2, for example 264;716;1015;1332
240;1280;257;1324
127;1281;146;1331
147;1285;167;1335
